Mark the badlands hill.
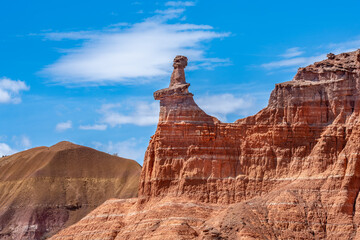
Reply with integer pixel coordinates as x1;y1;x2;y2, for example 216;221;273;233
53;50;360;240
0;141;141;239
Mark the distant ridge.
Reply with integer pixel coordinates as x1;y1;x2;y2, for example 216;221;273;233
0;141;141;239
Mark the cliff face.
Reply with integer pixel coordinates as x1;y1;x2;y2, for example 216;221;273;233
140;51;360;205
52;50;360;239
0;141;141;240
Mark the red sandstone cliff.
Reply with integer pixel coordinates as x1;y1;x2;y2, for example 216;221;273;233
0;141;141;239
52;50;360;239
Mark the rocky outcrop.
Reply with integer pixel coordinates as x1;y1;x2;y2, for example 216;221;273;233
140;51;360;205
52;50;360;239
0;141;141;239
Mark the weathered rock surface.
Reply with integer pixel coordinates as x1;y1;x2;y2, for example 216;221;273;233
0;141;141;239
53;50;360;239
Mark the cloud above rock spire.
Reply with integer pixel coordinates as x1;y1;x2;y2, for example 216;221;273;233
41;2;229;86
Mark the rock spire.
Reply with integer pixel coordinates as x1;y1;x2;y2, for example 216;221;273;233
170;55;188;87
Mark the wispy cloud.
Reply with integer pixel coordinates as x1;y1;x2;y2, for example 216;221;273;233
0;143;16;156
165;1;196;7
92;138;146;162
261;38;360;71
55;120;72;131
154;8;186;19
20;136;31;148
12;135;31;149
100;101;159;127
0;135;32;156
43;31;100;41
280;47;304;58
0;77;29;104
196;93;254;122
40;3;229;86
79;124;107;130
88;94;253;127
261;54;325;70
326;39;360;54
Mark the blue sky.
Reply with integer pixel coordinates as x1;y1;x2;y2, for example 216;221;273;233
1;0;360;164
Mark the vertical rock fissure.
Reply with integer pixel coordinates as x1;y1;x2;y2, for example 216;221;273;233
351;183;360;239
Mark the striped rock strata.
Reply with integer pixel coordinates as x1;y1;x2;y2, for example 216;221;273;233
53;50;360;239
0;141;141;239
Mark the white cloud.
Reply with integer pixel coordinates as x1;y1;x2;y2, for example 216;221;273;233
261;39;360;71
93;138;146;162
79;124;107;130
108;22;129;28
93;94;252;127
0;89;11;103
261;54;326;70
40;5;229;86
0;77;29;104
0;143;16;156
100;101;159;127
44;31;100;41
55;120;72;132
20;136;31;148
196;94;254;122
327;39;360;53
0;136;32;157
280;47;304;58
12;135;32;149
154;8;186;19
165;1;196;7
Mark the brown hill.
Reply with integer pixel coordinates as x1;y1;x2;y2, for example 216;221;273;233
0;141;141;239
52;51;360;239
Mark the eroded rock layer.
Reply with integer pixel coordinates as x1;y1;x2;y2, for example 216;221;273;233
53;50;360;239
0;141;141;239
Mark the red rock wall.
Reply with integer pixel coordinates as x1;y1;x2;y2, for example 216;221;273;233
140;50;360;206
52;50;360;239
